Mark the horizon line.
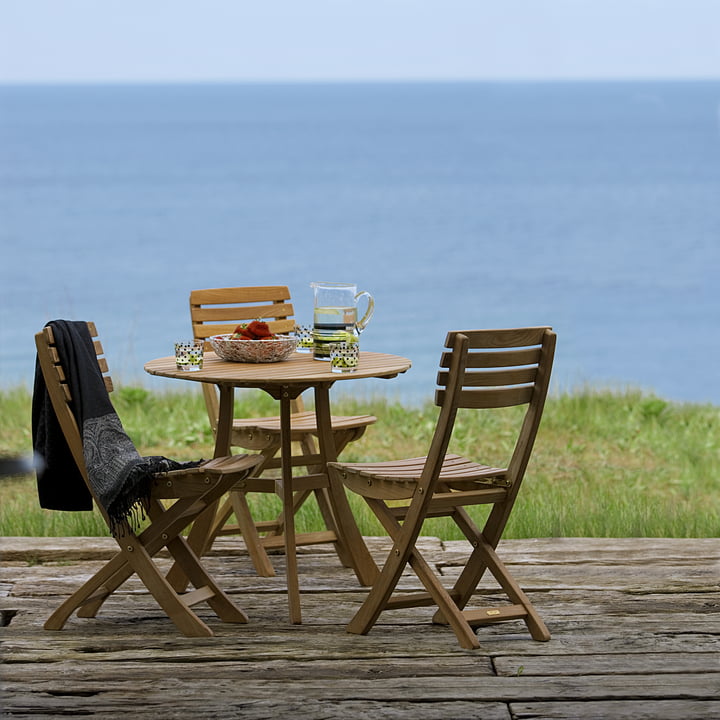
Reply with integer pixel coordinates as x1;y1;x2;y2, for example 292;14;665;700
2;75;720;87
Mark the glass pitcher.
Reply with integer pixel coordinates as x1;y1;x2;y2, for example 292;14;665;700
310;281;374;360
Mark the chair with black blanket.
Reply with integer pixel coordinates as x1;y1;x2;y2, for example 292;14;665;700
33;320;262;637
328;327;556;649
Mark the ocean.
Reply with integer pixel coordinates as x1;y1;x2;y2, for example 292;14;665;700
1;81;719;405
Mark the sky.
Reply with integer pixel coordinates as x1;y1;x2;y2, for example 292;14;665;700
1;0;720;84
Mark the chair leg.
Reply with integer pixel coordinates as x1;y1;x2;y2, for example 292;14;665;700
76;559;134;618
163;533;249;624
349;498;480;649
207;495;236;540
120;534;215;637
45;552;132;628
312;486;352;568
346;542;410;637
245;432;356;571
316;429;369;570
431;506;549;642
405;545;481;650
81;496;207;612
230;491;276;577
48;538;214;637
122;494;248;634
263;487;312;538
166;501;218;592
298;431;355;569
432;506;489;620
200;427;366;578
180;444;280;574
463;539;550;641
51;499;250;634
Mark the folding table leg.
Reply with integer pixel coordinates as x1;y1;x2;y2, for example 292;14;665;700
314;385;379;587
279;392;302;624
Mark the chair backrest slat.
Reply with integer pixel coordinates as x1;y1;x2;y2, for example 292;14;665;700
437;384;536;409
462;326;549;348
440;347;542;369
192;303;295;324
465;384;535;408
190;286;292;305
437;366;538;388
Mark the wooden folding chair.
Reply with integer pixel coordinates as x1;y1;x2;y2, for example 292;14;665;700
35;322;263;637
328;327;556;649
189;286;376;576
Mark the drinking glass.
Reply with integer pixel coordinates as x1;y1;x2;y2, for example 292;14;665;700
294;325;313;353
175;340;204;371
330;341;359;373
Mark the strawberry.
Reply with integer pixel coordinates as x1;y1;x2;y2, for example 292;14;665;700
231;320;277;340
247;320;273;338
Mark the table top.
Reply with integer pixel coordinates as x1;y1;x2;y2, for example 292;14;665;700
144;350;412;388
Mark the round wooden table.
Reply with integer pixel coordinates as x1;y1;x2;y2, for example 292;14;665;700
145;350;411;623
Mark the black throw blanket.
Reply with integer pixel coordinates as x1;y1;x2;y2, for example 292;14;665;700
32;320;198;534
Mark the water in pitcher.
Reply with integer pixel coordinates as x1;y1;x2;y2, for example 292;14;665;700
313;306;357;360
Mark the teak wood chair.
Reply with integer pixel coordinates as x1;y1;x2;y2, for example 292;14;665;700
189;285;376;576
328;327;556;650
35;322;262;637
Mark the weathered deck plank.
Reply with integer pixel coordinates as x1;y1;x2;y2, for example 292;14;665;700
1;537;718;719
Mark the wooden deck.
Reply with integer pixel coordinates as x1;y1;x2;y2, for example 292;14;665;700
1;536;718;719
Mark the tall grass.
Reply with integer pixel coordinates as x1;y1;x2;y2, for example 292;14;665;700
1;385;718;538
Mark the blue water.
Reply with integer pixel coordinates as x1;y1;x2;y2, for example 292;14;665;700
1;81;719;405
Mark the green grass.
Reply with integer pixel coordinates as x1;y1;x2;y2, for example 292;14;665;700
1;385;718;539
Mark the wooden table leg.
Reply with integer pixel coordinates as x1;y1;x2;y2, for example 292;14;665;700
314;384;379;587
279;389;302;624
212;384;234;457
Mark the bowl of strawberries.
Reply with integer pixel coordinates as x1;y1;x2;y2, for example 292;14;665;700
209;321;298;363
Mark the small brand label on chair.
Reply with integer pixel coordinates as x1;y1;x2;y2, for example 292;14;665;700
486;609;501;616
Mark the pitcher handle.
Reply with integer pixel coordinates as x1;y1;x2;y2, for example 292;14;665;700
355;291;375;333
